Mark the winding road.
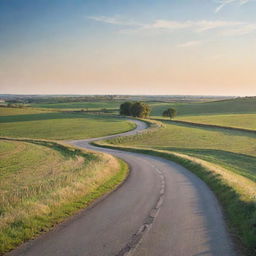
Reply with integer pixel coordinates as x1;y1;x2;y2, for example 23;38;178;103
8;120;236;256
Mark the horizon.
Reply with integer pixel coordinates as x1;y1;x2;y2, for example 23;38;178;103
0;93;240;97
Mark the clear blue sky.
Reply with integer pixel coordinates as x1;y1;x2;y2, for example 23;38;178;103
1;0;256;95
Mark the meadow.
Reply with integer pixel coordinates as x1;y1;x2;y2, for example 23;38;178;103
0;107;52;116
107;121;256;181
0;139;128;253
31;101;120;110
150;97;256;116
0;108;135;140
109;121;256;157
175;113;256;130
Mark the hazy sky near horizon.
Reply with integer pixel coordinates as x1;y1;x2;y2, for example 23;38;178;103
0;0;256;96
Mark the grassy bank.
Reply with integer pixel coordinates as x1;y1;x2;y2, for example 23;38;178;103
108;120;256;183
0;110;135;140
0;139;128;254
108;121;256;157
94;141;256;255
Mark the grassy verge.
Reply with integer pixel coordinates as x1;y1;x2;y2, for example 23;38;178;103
0;138;128;254
94;141;256;255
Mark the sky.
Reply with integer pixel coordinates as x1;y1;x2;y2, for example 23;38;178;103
0;0;256;96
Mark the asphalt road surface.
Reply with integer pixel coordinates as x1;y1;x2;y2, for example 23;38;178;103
8;119;236;256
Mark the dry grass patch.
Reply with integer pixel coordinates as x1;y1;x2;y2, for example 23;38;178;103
0;139;128;254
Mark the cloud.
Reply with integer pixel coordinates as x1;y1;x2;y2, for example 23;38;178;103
145;19;242;32
88;16;256;36
215;0;253;13
177;41;203;48
88;16;140;26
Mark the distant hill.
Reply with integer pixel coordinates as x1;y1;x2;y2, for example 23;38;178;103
151;96;256;116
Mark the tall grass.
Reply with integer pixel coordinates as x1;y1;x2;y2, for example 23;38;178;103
0;139;128;254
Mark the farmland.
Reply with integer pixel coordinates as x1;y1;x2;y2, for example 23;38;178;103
30;101;120;110
108;121;256;158
0;139;128;253
175;113;256;130
0;108;135;140
0;107;52;116
106;121;256;181
150;97;256;116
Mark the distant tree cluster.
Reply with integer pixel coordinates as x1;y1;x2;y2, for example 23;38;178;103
162;108;176;119
120;101;151;118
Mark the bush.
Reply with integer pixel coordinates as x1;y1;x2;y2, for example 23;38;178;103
120;102;133;116
120;102;151;118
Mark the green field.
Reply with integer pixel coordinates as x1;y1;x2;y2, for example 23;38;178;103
0;109;135;140
175;113;256;130
150;97;256;116
31;101;120;110
0;139;128;253
0;107;52;116
29;97;256;118
107;120;256;187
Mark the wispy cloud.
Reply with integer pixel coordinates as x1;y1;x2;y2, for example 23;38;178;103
177;40;202;48
215;0;253;13
144;19;242;32
88;16;140;26
88;16;256;36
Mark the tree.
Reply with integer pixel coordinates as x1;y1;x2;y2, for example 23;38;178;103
120;101;133;116
162;108;176;119
130;102;151;118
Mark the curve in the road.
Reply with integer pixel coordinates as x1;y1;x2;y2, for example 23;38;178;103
8;119;236;256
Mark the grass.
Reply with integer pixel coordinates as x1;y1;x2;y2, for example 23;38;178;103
150;97;256;116
31;101;120;110
0;110;135;140
175;113;256;130
0;139;128;254
109;121;256;157
0;107;52;116
29;97;256;117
